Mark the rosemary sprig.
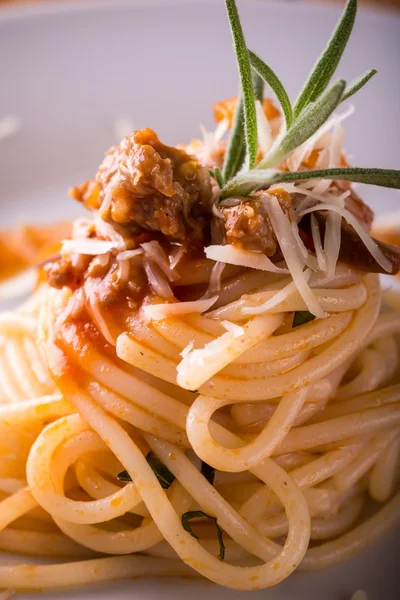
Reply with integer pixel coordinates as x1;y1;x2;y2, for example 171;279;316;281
222;71;264;182
225;0;258;170
218;0;397;201
341;69;377;102
181;510;225;560
293;0;357;118
213;167;224;188
258;79;346;169
221;167;400;199
248;50;293;130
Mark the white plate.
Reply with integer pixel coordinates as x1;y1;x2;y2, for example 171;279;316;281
0;1;399;598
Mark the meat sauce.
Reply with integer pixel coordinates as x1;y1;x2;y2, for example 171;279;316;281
44;123;400;317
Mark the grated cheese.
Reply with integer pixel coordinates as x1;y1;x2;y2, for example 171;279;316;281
242;271;310;316
265;196;326;317
220;320;245;337
286;105;354;172
299;203;393;273
205;245;289;274
311;214;327;272
61;238;122;256
143;295;218;321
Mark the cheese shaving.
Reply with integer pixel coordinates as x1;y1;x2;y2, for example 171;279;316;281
311;214;327;272
61;239;122;256
324;212;342;279
141;241;179;282
143;295;218;321
180;340;194;359
286;105;354;172
220;320;245;337
299;203;393;273
117;249;143;261
265;196;326;317
242;272;310;316
205;245;289;274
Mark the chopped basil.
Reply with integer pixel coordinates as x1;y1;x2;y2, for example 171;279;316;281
117;451;175;490
292;311;316;328
181;510;225;560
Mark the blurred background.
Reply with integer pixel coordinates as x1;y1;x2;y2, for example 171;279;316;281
0;0;400;8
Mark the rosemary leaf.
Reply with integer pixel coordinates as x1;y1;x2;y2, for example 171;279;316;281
249;50;293;129
225;0;258;169
293;0;357;118
293;311;315;328
221;166;400;198
341;69;377;102
213;167;225;188
181;510;225;560
259;80;346;169
222;71;264;182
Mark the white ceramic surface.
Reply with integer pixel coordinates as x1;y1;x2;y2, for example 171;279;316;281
0;1;399;598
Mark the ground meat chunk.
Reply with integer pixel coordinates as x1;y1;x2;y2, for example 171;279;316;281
72;129;213;241
217;189;294;254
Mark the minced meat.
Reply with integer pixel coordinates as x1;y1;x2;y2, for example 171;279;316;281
71;128;213;241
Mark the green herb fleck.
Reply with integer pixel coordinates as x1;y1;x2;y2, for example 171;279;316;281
200;461;216;485
181;510;225;560
117;451;175;489
293;311;316;328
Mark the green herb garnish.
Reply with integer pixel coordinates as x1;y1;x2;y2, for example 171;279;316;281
219;0;400;200
200;461;216;485
292;0;357;118
222;71;264;182
221;167;400;199
181;510;225;560
117;451;175;489
225;0;258;170
293;311;316;328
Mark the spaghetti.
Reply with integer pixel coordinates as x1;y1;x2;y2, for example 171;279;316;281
0;0;399;594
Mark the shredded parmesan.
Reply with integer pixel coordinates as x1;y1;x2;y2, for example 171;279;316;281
265;196;326;317
61;239;121;256
86;293;115;346
324;212;342;278
141;241;179;282
180;340;194;358
221;320;245;337
169;244;185;270
205;245;289;274
242;272;310;316
286;105;354;172
143;295;218;321
203;261;226;299
311;214;327;271
117;249;143;261
144;260;174;299
299;203;393;273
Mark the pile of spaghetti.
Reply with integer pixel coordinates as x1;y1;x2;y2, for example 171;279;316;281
0;0;399;593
